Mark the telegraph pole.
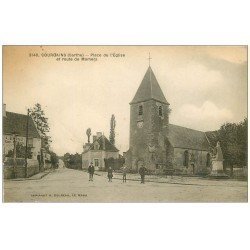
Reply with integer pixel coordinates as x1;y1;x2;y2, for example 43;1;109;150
13;133;17;179
25;109;30;178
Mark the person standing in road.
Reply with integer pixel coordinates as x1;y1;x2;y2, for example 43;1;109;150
88;162;95;181
107;166;113;182
122;164;127;183
139;165;147;184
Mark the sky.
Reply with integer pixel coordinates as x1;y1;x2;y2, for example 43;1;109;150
3;46;247;156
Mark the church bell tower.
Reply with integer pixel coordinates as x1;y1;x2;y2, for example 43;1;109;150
127;59;170;171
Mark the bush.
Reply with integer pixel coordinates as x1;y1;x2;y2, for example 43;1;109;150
104;157;125;171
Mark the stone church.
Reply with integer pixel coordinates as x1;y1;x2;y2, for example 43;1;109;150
125;66;212;175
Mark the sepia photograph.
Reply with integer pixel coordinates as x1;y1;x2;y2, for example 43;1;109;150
2;45;248;202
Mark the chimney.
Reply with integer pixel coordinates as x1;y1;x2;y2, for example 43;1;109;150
96;132;102;139
3;104;6;117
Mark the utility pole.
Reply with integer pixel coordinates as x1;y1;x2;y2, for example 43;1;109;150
13;133;17;179
25;109;30;178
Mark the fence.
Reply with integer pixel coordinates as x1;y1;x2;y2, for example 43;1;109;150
225;166;248;180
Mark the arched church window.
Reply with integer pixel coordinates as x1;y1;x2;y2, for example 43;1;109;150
138;105;143;115
158;106;163;116
183;150;189;166
206;153;211;167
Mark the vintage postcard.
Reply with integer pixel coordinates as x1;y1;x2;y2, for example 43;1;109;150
2;45;248;202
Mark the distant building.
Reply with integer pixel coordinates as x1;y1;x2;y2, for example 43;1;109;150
82;132;119;170
125;66;211;174
3;104;42;161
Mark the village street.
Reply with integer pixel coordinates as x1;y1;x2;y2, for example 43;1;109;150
4;167;247;202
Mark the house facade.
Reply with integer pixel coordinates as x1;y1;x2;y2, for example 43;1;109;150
3;106;42;161
3;105;44;178
82;132;119;170
125;66;211;174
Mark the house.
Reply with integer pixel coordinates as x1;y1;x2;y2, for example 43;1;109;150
125;66;212;174
3;104;42;161
3;104;43;178
82;132;119;170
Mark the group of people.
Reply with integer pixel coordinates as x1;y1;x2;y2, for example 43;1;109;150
87;162;147;184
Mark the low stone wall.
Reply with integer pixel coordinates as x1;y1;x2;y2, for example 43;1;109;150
27;165;39;177
3;162;40;179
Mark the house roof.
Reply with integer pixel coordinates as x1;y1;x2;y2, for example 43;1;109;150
3;111;40;138
168;124;210;151
86;135;119;152
130;66;169;105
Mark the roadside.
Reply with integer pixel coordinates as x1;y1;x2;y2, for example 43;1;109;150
4;169;55;182
3;168;247;202
94;170;247;188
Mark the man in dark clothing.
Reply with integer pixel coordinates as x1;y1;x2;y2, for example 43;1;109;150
88;162;95;181
139;166;147;184
107;166;113;182
122;164;127;183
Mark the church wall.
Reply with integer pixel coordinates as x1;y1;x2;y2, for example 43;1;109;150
172;148;210;174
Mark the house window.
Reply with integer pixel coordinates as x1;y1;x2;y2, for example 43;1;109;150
138;105;143;115
158;106;163;116
28;138;33;147
94;159;99;167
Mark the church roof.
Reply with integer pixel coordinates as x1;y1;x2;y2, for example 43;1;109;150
3;111;41;138
88;135;119;152
130;66;169;105
168;124;210;151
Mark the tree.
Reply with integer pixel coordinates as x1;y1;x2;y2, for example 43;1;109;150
210;118;247;169
109;114;116;145
48;150;59;167
86;128;91;143
63;152;82;169
238;118;248;166
29;103;51;150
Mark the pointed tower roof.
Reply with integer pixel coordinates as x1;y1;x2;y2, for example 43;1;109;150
130;66;169;105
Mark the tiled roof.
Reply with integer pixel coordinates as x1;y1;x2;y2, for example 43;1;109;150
88;135;119;152
3;111;40;138
130;66;169;105
168;124;210;151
